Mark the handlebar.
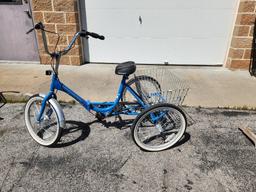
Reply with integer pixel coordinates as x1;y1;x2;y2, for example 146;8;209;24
26;22;105;56
26;22;105;74
61;30;105;55
80;31;105;40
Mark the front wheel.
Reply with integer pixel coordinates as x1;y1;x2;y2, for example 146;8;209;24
131;103;187;152
24;94;62;146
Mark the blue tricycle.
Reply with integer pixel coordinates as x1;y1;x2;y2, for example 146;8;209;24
24;22;187;152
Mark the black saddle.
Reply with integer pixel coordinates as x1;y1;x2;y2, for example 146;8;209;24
115;61;136;75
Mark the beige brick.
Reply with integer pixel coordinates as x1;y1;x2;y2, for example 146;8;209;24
70;56;82;65
230;59;251;69
60;56;71;65
32;0;52;11
36;32;43;44
238;1;256;13
44;12;65;24
67;45;81;56
37;38;48;52
244;49;252;59
42;45;57;54
225;58;232;68
66;12;79;23
53;0;78;12
228;48;244;59
33;12;43;23
57;45;81;56
250;26;255;37
238;14;256;25
37;39;58;54
231;37;253;48
233;26;250;36
47;34;68;45
57;24;79;34
44;24;56;32
40;55;52;64
68;35;81;45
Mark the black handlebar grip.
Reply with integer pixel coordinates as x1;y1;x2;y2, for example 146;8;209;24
87;32;105;40
98;35;105;40
80;30;105;40
26;28;34;34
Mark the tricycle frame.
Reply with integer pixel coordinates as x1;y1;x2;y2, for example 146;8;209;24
37;72;147;122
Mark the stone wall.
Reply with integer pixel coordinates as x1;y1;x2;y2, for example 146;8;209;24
226;0;256;69
31;0;82;65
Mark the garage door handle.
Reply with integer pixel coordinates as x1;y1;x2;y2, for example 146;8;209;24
139;16;142;24
24;10;32;19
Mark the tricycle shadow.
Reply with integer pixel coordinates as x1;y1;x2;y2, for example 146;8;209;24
99;118;134;130
52;120;92;148
51;118;190;151
171;132;191;149
52;118;134;148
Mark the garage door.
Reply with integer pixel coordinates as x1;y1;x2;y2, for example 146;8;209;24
82;0;238;65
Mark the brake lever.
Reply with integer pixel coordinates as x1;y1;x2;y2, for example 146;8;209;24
26;27;34;34
26;22;45;35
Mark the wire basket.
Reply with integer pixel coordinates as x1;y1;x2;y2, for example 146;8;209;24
132;67;190;106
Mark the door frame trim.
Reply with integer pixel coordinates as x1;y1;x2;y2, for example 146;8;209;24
78;0;90;64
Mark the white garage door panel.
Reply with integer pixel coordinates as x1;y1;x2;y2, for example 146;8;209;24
87;10;234;38
86;0;237;10
170;38;228;64
85;0;238;65
89;37;227;64
86;10;139;37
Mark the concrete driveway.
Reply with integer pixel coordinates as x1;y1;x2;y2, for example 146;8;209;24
0;104;256;192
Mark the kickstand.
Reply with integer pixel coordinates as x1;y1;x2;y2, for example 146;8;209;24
115;115;123;122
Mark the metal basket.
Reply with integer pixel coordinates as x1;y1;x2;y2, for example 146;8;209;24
133;67;190;106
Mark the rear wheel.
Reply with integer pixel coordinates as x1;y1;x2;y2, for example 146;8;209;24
24;95;62;146
131;103;187;152
122;75;161;105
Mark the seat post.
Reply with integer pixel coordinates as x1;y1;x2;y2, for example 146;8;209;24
123;74;129;82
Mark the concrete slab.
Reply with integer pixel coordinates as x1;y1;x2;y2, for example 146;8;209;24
1;63;256;107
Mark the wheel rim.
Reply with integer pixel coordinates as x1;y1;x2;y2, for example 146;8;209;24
25;96;60;146
124;79;161;104
134;106;186;151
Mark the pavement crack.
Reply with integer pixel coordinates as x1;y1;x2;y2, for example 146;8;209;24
116;154;132;172
162;169;168;192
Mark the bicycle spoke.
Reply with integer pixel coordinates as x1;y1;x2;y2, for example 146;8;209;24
132;104;186;151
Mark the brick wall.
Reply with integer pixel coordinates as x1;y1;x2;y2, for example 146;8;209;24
31;0;83;65
226;0;256;69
